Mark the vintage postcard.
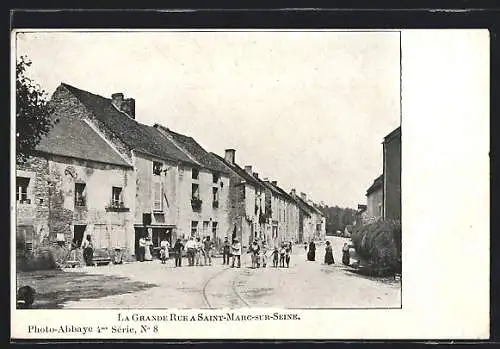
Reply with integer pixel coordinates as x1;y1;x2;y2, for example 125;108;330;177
11;29;489;340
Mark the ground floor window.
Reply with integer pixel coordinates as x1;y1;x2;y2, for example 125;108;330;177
191;221;198;237
73;225;86;247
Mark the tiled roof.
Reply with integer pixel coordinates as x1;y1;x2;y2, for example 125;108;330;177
289;194;313;217
61;83;198;166
209;152;264;188
154;124;228;174
384;126;401;143
366;174;383;196
268;181;295;203
35;112;131;167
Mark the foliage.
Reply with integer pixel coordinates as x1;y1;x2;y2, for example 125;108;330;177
318;205;357;234
350;219;401;276
16;55;57;164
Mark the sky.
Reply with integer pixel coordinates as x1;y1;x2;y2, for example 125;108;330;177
15;31;401;208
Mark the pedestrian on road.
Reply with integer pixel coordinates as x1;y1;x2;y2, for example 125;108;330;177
261;241;268;268
231;238;241;268
279;244;286;267
324;240;335;265
160;238;170;264
144;237;153;261
307;240;316;261
342;242;350;266
285;242;291;268
185;237;197;266
82;234;94;266
288;241;293;254
173;238;184;267
195;237;203;266
203;236;213;266
272;247;279;267
137;235;146;262
304;242;308;252
222;237;231;265
249;240;260;268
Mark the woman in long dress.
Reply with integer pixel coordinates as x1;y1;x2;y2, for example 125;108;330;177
324;241;335;265
342;242;350;266
307;241;316;261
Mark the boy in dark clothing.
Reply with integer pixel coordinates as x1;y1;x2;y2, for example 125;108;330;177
271;247;279;268
279;244;286;268
173;238;184;267
222;237;231;265
285;244;291;268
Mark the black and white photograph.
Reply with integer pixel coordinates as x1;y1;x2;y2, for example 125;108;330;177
11;25;489;340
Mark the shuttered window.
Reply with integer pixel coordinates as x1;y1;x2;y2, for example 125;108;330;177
153;182;162;211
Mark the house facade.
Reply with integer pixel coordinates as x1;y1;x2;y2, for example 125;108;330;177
16;109;135;265
383;126;401;221
366;174;383;222
210;150;268;250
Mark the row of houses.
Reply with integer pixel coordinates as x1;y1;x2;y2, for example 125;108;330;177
355;126;401;225
15;83;326;261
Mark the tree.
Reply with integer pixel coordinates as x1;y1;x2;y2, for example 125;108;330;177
16;55;56;164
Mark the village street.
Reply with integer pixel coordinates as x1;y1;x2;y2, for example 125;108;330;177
17;237;400;309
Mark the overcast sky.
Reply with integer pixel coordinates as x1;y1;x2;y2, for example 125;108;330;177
16;31;400;208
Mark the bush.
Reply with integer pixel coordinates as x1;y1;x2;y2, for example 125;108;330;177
18;247;58;271
351;219;401;276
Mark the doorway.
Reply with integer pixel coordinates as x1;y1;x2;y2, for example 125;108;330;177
73;225;86;248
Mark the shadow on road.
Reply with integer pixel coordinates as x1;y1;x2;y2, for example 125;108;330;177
16;269;158;309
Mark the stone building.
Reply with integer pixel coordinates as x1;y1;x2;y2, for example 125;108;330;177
264;181;300;244
210;150;268;250
16;108;135;264
47;83;230;259
289;190;325;243
383;126;401;221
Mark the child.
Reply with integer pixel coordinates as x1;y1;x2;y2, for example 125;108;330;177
279;244;286;268
260;241;268;268
271;247;279;268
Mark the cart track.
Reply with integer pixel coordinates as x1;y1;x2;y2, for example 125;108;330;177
201;267;251;308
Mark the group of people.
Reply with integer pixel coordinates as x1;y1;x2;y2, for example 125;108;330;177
248;239;294;269
305;239;352;266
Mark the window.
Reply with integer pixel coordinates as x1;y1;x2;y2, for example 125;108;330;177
191;221;198;237
192;183;199;200
16;177;30;204
212;187;219;203
73;225;86;248
112;186;123;206
153;182;162;211
153;161;162;176
203;221;210;236
192;168;199;180
74;183;86;206
212;173;219;183
212;222;218;240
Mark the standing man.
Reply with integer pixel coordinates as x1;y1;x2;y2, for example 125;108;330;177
173;238;184;267
222;237;231;265
81;234;94;266
138;234;147;262
203;236;213;266
231;238;242;268
185;237;197;266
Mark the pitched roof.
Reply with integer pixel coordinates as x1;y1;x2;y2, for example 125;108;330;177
61;83;198;166
268;181;295;203
383;126;401;143
35;112;131;167
366;174;383;196
289;194;313;217
209;152;264;188
154;124;228;174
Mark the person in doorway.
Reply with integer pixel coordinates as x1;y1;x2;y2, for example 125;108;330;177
342;242;350;266
137;235;146;262
195;237;203;266
185;237;197;266
324;240;335;265
307;240;316;261
81;234;94;266
173;238;184;267
203;236;213;266
160;237;170;264
222;237;231;265
231;238;241;268
271;246;279;268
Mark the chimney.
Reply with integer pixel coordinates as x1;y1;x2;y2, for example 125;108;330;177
253;172;259;179
263;177;269;182
224;149;235;164
111;93;124;109
291;188;296;196
121;98;135;119
271;180;277;186
244;165;252;175
300;192;307;200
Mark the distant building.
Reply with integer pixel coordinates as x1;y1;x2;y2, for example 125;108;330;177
383;126;401;221
354;204;367;226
